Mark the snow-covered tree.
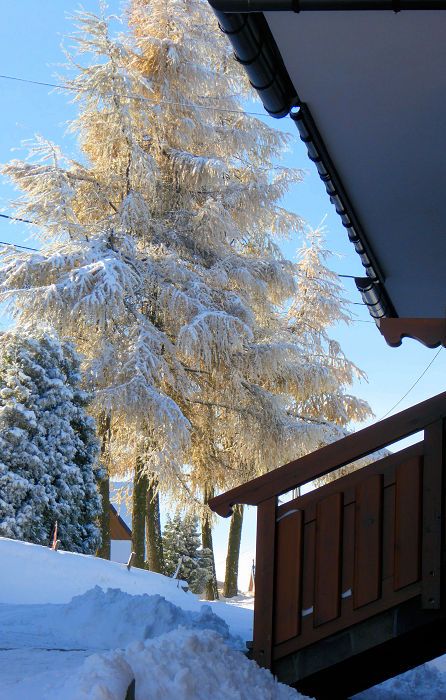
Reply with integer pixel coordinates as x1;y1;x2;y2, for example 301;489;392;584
0;0;371;595
163;512;213;594
0;329;101;553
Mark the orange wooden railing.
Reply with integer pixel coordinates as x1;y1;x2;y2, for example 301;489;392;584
209;392;446;672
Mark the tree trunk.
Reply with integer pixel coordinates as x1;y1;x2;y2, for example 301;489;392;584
96;411;111;560
145;478;164;573
223;504;244;598
202;486;219;600
132;457;148;569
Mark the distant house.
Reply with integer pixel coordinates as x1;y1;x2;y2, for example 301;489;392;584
109;503;132;564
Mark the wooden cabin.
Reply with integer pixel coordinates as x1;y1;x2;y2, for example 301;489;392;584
205;3;446;696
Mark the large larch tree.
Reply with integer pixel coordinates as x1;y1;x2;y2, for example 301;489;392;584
0;0;370;596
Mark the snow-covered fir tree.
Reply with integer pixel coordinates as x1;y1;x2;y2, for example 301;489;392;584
0;330;101;553
0;0;371;594
163;512;213;594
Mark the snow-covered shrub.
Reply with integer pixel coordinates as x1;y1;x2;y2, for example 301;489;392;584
0;329;101;552
163;513;213;593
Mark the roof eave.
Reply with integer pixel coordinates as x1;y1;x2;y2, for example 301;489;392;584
212;5;396;320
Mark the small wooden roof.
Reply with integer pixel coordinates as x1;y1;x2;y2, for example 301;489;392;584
109;503;132;540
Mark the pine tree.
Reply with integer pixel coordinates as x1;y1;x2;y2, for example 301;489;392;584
0;1;371;592
163;512;212;594
0;329;101;553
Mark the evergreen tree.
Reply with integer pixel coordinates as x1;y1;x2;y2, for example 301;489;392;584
0;329;101;553
163;512;213;594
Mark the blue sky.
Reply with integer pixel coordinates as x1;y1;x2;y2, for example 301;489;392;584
1;1;445;586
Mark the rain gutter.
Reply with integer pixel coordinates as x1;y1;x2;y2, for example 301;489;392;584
210;1;446;319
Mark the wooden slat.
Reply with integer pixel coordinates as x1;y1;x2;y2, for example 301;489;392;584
274;509;303;644
394;456;422;591
314;493;343;626
354;474;383;608
382;482;396;581
301;520;316;629
209;392;446;516
342;501;355;596
252;497;276;668
422;420;445;608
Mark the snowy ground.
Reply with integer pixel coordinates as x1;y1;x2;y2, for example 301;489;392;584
0;538;299;699
2;537;446;699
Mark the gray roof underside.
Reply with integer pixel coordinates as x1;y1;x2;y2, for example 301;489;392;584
264;10;446;318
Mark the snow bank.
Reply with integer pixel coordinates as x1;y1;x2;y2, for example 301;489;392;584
0;539;303;700
61;629;302;700
0;537;252;641
0;587;242;651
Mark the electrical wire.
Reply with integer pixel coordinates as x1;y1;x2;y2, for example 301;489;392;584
0;240;38;252
0;72;275;120
0;213;34;225
380;346;443;420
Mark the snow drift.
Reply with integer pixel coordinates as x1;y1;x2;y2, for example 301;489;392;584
58;629;301;700
0;536;252;641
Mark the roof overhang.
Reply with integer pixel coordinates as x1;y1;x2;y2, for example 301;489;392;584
209;1;446;346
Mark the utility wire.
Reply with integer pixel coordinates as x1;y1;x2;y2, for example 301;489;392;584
380;347;443;420
0;213;34;225
0;72;274;119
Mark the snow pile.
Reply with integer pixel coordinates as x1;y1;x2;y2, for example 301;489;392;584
0;538;302;700
0;586;242;651
61;587;241;648
59;629;300;700
0;537;252;641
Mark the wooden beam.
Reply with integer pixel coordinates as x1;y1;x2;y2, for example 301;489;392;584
379;318;446;349
209;391;446;517
253;497;276;668
421;420;445;608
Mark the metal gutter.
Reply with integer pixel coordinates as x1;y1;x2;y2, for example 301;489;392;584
290;104;396;319
212;4;396;319
214;11;297;116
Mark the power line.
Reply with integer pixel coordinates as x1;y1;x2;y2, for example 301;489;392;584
0;215;373;292
0;212;35;225
0;239;38;251
380;346;443;420
0;72;274;120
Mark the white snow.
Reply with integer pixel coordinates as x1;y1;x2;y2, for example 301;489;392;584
0;537;302;700
0;537;252;641
3;536;446;699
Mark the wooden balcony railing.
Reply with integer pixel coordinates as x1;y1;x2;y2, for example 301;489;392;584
209;392;446;694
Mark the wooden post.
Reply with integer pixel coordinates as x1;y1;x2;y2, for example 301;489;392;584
253;496;276;669
422;419;445;609
127;551;136;571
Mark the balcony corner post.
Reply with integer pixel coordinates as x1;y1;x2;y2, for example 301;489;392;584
253;496;277;669
421;419;446;609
